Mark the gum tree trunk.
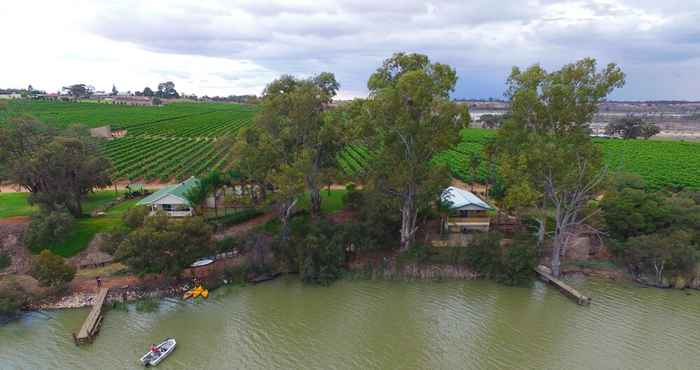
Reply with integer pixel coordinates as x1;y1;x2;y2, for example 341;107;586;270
399;184;418;252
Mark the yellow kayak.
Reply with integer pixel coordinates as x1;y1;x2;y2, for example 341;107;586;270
183;286;205;300
191;286;204;299
201;290;209;299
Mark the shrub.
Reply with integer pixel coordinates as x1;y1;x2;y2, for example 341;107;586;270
222;263;250;285
24;210;74;252
216;236;242;253
299;222;346;286
0;252;11;271
115;216;214;276
122;206;150;229
461;232;537;286
623;230;698;283
497;239;537;286
0;282;28;317
339;187;402;249
274;217;347;285
464;232;503;277
399;243;432;264
100;227;129;255
209;209;263;229
31;249;76;288
342;183;364;210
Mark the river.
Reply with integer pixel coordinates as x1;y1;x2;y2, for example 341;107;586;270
2;276;700;369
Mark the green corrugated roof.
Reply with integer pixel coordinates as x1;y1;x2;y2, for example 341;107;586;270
136;177;200;206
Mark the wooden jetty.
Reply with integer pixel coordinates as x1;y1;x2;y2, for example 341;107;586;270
73;287;109;345
535;265;591;306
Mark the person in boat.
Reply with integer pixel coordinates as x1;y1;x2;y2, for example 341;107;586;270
150;344;160;354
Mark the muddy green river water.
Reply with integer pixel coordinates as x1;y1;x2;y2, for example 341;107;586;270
1;276;699;369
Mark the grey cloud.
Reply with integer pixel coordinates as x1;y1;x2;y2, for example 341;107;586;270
84;0;700;99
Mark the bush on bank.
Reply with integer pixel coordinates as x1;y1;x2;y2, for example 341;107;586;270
30;249;76;288
399;232;538;286
601;175;700;285
114;212;214;276
0;282;30;318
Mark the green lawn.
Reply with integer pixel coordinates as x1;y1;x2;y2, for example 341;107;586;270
298;189;347;213
42;199;139;257
261;189;348;234
0;193;37;218
0;190;136;257
82;190;124;213
0;190;123;219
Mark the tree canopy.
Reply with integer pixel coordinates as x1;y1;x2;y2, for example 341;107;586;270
115;212;214;276
230;72;343;230
0;117;113;216
156;81;179;98
606;115;660;139
489;58;625;276
355;52;470;250
31;249;76;288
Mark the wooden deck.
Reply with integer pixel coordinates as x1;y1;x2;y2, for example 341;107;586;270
535;265;591;306
73;288;109;345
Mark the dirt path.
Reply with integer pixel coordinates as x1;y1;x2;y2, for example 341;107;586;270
70;274;142;294
0;181;174;193
213;212;276;240
0;217;31;225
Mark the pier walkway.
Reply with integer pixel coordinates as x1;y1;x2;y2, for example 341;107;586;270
73;287;109;345
535;265;591;305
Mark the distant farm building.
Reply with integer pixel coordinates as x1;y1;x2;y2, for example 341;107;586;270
88;125;127;139
0;93;22;99
441;186;493;233
137;177;199;217
89;125;112;138
113;96;153;106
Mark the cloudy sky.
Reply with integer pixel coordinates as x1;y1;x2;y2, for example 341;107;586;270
2;0;699;100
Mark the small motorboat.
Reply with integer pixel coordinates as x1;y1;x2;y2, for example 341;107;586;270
140;338;176;367
190;258;214;268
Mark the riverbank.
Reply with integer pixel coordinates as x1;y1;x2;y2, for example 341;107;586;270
25;253;251;310
23;255;634;312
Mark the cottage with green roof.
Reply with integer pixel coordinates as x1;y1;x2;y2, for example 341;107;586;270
441;186;494;233
137;177;200;217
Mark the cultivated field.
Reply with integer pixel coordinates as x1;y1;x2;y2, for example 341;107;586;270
1;100;242;129
434;129;700;190
5;101;699;189
103;107;255;181
2;101;256;181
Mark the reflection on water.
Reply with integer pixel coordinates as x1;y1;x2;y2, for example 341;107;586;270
1;276;699;369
